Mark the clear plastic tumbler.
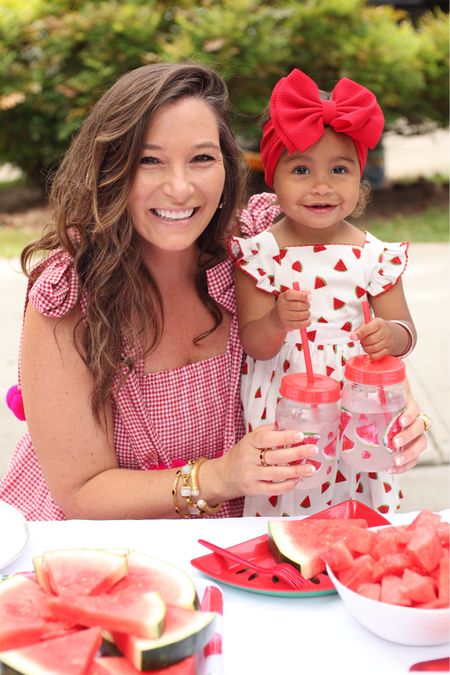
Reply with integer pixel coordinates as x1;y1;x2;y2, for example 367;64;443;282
340;354;407;472
275;373;341;489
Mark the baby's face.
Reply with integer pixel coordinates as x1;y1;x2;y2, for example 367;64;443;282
273;128;360;233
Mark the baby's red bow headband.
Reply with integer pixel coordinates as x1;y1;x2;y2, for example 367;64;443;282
260;69;384;187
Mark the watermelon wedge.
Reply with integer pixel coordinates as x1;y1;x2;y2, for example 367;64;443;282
268;518;369;579
40;549;128;596
0;626;101;675
0;576;52;650
48;591;166;639
104;607;216;671
108;552;197;609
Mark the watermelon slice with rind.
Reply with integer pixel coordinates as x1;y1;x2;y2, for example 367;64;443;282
39;549;128;596
268;518;369;579
105;607;216;671
0;626;101;675
108;551;197;609
355;422;380;447
48;591;166;639
383;410;403;453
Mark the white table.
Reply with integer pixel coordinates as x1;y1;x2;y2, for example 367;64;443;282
2;513;449;675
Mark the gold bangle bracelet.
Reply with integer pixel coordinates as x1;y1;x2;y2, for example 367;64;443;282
173;458;222;518
172;469;190;519
190;458;221;516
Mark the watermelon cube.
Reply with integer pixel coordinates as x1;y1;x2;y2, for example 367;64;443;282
337;554;375;590
380;575;412;606
321;540;354;572
372;552;410;582
407;510;443;530
400;569;437;604
355;582;381;601
437;554;449;604
436;522;450;548
406;524;443;573
372;531;400;559
345;527;376;554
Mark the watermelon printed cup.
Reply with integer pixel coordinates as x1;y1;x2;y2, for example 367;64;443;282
340;355;407;472
275;373;341;489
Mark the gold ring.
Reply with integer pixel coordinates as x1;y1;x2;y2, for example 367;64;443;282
259;448;270;467
417;412;432;432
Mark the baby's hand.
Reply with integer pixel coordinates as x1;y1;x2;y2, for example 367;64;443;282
272;289;311;332
351;318;394;360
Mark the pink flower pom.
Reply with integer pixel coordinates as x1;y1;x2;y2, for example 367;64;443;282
6;385;26;421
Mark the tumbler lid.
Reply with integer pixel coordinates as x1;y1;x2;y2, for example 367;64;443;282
344;354;406;386
279;373;341;404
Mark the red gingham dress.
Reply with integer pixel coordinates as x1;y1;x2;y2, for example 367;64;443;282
0;250;246;519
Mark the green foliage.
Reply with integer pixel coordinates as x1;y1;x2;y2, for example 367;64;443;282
0;0;448;186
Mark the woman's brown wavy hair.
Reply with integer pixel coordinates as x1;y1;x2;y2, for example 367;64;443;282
21;62;248;420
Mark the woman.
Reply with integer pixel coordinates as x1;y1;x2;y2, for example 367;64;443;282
1;62;428;520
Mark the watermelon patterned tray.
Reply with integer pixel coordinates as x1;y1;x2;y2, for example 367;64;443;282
191;500;391;598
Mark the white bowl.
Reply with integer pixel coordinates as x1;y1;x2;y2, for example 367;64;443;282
326;564;450;646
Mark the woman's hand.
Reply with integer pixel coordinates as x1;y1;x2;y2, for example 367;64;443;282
388;397;428;474
214;424;319;500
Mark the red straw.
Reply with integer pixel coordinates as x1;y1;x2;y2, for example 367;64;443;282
292;281;314;384
362;300;387;405
362;300;371;325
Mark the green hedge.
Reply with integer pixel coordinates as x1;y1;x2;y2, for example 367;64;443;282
0;0;448;186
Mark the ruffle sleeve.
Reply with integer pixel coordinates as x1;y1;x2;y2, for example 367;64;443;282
28;250;82;317
365;235;409;297
238;192;281;238
228;231;280;297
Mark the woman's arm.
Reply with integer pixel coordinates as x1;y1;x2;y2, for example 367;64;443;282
234;267;310;360
351;279;416;359
21;303;183;519
21;303;318;518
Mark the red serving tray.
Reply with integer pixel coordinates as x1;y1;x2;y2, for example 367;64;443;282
191;500;391;598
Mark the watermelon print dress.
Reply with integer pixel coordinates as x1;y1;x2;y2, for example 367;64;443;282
230;192;409;518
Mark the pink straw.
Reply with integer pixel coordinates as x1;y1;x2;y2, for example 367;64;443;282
292;281;314;384
362;300;387;405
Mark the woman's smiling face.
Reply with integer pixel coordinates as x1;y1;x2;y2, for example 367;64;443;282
127;96;226;256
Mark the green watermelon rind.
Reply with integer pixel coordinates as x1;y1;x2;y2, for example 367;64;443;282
103;608;216;670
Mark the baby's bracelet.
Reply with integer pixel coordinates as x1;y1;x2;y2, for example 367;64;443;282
172;458;221;518
389;320;417;358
